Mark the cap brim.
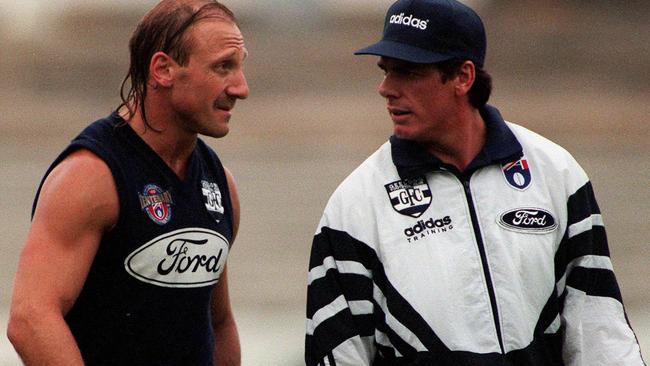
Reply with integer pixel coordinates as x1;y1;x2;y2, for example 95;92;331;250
354;40;453;64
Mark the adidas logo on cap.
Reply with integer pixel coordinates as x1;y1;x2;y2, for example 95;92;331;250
389;12;429;30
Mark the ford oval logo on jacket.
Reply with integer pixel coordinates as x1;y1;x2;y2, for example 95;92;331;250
124;228;229;288
498;208;558;234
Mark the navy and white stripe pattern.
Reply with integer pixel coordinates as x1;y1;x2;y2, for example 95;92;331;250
554;182;645;365
307;227;446;365
306;109;644;366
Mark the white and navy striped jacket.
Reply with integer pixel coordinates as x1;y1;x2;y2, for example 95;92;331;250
306;106;645;365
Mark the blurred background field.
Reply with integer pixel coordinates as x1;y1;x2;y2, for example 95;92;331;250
1;1;648;365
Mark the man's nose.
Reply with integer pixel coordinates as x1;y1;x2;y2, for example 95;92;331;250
228;70;249;100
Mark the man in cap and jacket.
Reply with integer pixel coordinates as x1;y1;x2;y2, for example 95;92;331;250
305;0;646;365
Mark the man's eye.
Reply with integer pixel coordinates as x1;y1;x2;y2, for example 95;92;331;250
396;69;415;76
214;61;233;72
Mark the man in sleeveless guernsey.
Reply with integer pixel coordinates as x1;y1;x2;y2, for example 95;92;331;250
7;1;248;365
305;0;645;365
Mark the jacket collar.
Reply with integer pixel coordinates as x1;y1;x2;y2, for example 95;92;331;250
391;105;523;179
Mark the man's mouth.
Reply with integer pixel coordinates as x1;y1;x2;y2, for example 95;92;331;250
216;104;232;112
388;107;411;117
215;98;235;112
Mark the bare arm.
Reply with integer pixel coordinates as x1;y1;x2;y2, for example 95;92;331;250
7;149;118;365
211;167;241;366
211;266;240;366
224;167;240;243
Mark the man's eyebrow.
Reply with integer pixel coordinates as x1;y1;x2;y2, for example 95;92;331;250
213;48;242;62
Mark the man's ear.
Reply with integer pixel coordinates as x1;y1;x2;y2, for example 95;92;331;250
455;60;476;97
149;51;176;88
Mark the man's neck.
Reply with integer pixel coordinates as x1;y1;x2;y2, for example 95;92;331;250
423;107;486;173
120;106;197;179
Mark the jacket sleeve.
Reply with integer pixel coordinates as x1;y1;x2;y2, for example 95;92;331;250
557;181;645;365
305;222;377;366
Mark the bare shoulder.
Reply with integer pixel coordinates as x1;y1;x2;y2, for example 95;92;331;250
34;148;119;236
223;167;240;242
12;148;119;318
223;166;237;191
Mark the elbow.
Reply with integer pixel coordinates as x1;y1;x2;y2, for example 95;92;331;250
7;305;45;353
6;312;28;351
212;311;237;332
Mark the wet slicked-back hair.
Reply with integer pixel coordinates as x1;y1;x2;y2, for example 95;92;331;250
117;0;237;128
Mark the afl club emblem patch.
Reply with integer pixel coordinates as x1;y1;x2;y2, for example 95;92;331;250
502;158;532;191
201;180;224;223
385;176;432;218
139;184;173;225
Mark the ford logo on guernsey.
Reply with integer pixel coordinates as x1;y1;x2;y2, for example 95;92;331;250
125;228;229;288
498;208;558;234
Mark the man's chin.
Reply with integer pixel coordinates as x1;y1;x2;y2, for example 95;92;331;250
393;127;414;140
201;126;229;139
207;131;229;139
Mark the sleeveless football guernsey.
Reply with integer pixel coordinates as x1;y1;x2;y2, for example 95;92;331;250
33;113;234;365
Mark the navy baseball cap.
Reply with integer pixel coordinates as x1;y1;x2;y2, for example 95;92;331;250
354;0;486;67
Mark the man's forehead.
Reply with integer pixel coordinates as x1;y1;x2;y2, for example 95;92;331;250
191;19;245;46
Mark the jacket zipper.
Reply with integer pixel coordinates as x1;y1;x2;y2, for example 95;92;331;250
459;174;505;354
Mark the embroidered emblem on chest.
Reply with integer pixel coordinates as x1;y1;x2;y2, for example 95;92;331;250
139;184;173;225
201;180;224;222
502;158;532;191
497;208;558;234
385;176;432;218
